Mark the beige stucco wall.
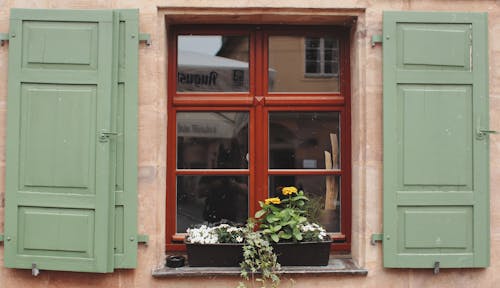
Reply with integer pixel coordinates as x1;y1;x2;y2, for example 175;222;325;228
0;0;500;287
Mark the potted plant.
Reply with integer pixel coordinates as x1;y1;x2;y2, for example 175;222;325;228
254;186;332;266
238;186;331;287
185;223;245;267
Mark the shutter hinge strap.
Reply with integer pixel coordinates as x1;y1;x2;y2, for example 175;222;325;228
371;233;383;245
371;34;383;47
0;33;9;46
137;234;149;246
139;33;151;46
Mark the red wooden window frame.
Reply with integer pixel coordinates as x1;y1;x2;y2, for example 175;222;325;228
167;25;351;252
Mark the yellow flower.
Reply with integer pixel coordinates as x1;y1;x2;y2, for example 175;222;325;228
264;197;281;205
282;186;298;196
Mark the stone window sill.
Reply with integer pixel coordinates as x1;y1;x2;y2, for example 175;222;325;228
152;258;368;278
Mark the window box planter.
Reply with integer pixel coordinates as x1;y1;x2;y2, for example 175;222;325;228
186;242;244;267
273;238;333;266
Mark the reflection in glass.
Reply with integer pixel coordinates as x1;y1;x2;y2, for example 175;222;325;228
269;175;340;232
269;112;340;169
177;112;249;169
268;35;339;92
177;35;249;92
177;176;248;233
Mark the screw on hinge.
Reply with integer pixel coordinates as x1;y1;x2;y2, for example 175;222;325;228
433;261;440;275
32;263;40;277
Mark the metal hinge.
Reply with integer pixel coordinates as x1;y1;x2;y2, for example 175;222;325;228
0;33;9;46
139;33;151;46
0;234;4;243
137;234;149;246
371;34;383;47
371;233;383;245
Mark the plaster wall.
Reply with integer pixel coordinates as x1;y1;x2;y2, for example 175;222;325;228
0;0;499;287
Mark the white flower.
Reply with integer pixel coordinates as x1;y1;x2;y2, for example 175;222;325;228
236;236;243;243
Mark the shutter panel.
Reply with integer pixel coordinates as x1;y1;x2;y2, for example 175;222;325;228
4;9;139;273
113;9;139;269
383;12;489;268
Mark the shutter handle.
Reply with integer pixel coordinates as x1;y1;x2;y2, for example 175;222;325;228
99;131;120;142
476;129;498;140
476;118;497;140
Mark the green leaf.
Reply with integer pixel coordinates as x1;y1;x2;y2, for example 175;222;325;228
267;216;280;223
292;195;308;201
272;225;282;232
255;209;266;218
280;233;292;239
271;234;280;242
294;232;303;241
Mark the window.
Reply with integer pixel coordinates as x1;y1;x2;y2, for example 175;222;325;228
167;26;350;251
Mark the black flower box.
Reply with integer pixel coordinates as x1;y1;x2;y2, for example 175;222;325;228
273;239;333;266
186;242;244;267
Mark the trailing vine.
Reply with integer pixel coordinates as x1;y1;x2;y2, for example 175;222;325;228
238;220;281;288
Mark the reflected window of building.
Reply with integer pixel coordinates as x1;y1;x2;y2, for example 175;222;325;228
268;35;340;93
305;37;339;77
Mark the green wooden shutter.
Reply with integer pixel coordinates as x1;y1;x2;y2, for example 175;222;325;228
4;9;138;273
383;11;489;268
113;9;139;269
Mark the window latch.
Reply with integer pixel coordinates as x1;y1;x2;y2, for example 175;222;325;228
99;131;120;142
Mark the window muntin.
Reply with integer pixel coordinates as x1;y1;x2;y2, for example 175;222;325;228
268;35;340;93
177;112;249;169
177;35;250;92
269;111;340;169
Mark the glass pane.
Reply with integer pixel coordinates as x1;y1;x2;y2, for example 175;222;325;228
324;49;333;61
324;63;333;74
269;112;340;169
324;37;337;49
177;112;249;169
177;176;248;233
177;35;249;92
268;35;339;92
269;175;340;232
305;62;319;74
306;37;320;48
